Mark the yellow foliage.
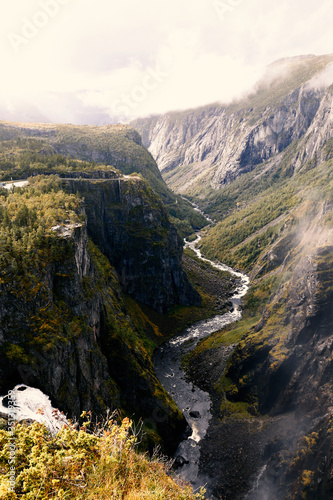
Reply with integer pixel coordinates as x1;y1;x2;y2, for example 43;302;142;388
291;432;319;467
0;417;205;500
301;469;314;486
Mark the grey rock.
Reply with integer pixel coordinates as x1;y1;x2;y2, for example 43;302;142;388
132;57;333;192
175;455;189;467
64;176;200;313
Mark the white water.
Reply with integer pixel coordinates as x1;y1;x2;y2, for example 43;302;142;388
181;197;215;225
154;233;250;495
186;234;250;302
0;384;68;434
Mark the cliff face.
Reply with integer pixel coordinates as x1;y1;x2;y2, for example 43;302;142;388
0;175;197;454
0;123;167;197
227;216;333;415
63;176;200;313
0;221;110;413
185;190;333;498
178;199;333;499
132;54;333;192
132;54;333;498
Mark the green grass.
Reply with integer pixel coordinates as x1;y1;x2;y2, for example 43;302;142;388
199;182;297;271
194;141;333;272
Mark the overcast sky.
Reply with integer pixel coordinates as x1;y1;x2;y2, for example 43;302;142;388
0;0;332;123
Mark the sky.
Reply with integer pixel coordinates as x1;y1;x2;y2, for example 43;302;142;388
0;0;332;123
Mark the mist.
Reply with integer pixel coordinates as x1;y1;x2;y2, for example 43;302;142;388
1;0;332;124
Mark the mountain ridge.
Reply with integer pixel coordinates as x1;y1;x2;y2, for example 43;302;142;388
132;53;333;195
0;173;198;455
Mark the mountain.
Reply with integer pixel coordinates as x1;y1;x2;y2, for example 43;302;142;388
132;54;333;499
63;175;200;313
132;54;333;198
188;161;333;498
1;53;333;499
0;120;224;459
0;121;207;236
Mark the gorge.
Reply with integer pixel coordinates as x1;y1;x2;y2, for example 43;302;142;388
0;53;333;500
134;53;333;499
154;233;249;498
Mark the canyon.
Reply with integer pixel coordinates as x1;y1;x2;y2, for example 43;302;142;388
0;53;333;499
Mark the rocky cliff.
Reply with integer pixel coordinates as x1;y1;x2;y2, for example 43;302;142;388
132;54;333;194
223;205;333;499
63;175;200;313
183;188;333;499
0;175;196;454
131;53;333;498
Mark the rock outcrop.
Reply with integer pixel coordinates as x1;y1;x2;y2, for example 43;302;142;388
187;200;333;499
63;175;200;313
224;224;333;499
134;53;333;497
0;121;208;233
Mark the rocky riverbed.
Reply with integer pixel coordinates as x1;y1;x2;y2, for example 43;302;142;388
154;235;250;499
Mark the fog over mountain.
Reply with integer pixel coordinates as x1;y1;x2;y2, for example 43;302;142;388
1;0;332;124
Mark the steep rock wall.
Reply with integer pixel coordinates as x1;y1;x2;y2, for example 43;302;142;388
63;176;200;312
0;176;200;453
220;212;333;498
132;56;333;191
0;185;193;453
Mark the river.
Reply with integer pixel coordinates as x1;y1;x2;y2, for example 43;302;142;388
153;234;250;497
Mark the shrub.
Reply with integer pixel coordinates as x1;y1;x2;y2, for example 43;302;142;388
0;415;206;500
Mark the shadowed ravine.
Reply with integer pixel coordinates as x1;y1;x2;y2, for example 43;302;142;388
153;235;250;497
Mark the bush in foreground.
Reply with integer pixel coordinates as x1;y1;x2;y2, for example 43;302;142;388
0;414;206;500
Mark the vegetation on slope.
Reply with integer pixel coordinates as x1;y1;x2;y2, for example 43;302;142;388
134;54;333;203
189;151;333;390
134;54;333;135
198;144;333;272
0;175;82;257
132;55;333;498
0;176;87;357
0;131;225;499
226;53;333;115
0;174;191;454
182;143;333;497
0;173;231;455
138;248;238;341
0;123;207;236
0;417;205;499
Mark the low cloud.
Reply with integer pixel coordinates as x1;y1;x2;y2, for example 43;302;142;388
75;30;266;121
307;61;333;89
0;0;332;123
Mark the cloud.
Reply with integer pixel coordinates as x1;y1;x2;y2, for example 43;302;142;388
0;0;332;123
75;29;265;120
307;62;333;90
